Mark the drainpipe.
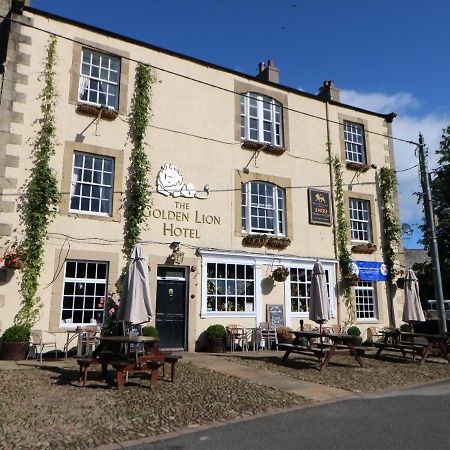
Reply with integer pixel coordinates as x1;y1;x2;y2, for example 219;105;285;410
325;100;340;325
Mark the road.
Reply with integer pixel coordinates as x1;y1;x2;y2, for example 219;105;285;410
128;379;450;450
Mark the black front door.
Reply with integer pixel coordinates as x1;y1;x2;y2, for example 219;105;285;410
156;267;187;350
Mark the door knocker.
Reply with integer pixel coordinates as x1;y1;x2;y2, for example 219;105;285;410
168;288;174;298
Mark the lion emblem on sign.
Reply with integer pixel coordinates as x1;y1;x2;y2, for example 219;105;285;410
156;164;196;198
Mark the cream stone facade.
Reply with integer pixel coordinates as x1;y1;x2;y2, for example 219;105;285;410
0;2;405;351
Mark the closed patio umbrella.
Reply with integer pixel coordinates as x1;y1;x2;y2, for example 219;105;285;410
402;268;425;361
309;260;330;351
118;244;153;326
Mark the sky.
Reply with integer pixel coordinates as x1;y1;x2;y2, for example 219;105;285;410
31;0;450;249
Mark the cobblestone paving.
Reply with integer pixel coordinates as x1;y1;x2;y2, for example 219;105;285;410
223;349;450;392
0;362;306;450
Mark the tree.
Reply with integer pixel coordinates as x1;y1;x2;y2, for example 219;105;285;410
414;126;450;301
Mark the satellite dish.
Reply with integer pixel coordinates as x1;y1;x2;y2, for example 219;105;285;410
401;223;412;234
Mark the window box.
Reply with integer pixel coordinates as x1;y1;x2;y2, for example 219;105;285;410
346;161;370;172
266;236;291;250
76;103;118;120
351;243;377;254
242;234;268;247
241;140;286;155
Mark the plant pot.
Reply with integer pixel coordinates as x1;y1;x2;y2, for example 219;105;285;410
208;337;225;353
1;342;29;360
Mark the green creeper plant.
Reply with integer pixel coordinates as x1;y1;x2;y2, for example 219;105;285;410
330;155;356;325
379;167;401;281
15;36;61;327
118;64;155;294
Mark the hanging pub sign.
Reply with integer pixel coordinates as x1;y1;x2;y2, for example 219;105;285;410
308;188;331;226
352;260;389;281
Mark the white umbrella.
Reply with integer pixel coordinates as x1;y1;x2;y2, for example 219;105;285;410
309;260;330;352
402;268;425;361
118;244;153;326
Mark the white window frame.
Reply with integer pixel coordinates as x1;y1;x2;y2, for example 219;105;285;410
78;48;120;110
349;198;372;242
287;264;335;320
344;121;366;163
242;181;285;236
240;93;283;146
60;260;109;327
200;250;337;328
355;281;378;321
69;151;114;217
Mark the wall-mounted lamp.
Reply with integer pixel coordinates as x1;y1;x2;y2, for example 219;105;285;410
401;223;413;236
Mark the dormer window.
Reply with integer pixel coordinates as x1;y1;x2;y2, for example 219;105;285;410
240;93;283;146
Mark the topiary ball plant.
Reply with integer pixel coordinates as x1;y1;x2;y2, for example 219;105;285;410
346;326;361;337
205;324;226;341
399;323;411;333
276;326;294;343
141;326;158;337
2;324;31;343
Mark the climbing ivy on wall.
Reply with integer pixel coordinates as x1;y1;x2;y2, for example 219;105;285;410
330;155;356;325
122;64;156;258
379;167;401;281
15;36;61;326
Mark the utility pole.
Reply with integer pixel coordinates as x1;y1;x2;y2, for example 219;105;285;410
417;133;447;335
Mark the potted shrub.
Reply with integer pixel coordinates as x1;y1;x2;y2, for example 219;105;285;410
272;266;290;282
1;324;31;360
346;326;362;345
276;326;293;344
205;324;226;353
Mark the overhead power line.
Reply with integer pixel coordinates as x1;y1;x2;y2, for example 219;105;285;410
0;13;418;147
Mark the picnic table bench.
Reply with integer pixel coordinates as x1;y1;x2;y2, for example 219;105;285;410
280;331;365;370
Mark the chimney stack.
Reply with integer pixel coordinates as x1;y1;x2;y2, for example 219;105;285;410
317;80;340;102
256;59;279;84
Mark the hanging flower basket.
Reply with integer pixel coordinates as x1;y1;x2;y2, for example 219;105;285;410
1;248;26;271
395;277;405;289
343;273;359;287
266;236;291;250
242;234;268;247
272;266;290;282
351;243;377;254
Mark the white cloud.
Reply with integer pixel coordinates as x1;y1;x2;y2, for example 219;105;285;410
341;90;449;248
340;89;419;114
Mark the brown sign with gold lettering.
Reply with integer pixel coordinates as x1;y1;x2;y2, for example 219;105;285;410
308;188;331;226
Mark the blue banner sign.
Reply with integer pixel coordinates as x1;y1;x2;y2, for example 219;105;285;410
352;261;389;281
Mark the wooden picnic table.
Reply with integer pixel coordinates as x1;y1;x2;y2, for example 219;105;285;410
373;330;450;364
78;335;172;389
279;330;364;370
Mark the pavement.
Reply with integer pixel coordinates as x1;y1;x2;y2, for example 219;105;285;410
0;350;351;402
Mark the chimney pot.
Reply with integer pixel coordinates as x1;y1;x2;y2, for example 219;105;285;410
258;62;265;73
267;59;273;67
318;80;340;102
256;59;279;84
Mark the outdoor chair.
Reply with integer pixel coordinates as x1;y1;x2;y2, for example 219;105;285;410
365;326;382;343
27;330;57;362
331;325;342;334
227;324;246;351
81;325;100;356
259;322;278;351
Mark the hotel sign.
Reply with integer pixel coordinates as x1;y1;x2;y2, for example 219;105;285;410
308;188;331;226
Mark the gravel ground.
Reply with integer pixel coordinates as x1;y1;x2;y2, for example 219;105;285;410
0;362;305;450
223;349;450;392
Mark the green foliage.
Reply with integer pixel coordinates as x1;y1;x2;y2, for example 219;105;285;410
400;323;412;332
379;167;401;281
15;36;60;327
141;326;158;337
2;324;31;343
205;324;226;340
416;126;450;300
346;326;361;337
122;64;156;258
330;155;355;325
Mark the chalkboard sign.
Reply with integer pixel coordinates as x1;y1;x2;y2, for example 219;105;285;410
267;304;284;329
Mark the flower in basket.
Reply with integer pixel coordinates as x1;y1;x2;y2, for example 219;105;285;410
1;247;27;270
343;272;359;286
272;266;290;282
